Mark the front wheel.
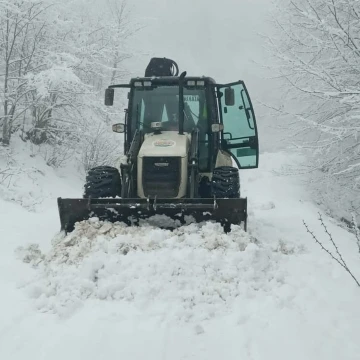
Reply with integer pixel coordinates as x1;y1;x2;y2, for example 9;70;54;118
211;166;240;198
83;166;122;198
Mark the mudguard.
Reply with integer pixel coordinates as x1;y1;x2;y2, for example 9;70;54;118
57;197;248;233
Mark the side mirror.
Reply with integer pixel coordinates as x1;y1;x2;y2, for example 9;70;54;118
224;88;235;106
211;124;224;133
105;88;114;106
112;123;125;133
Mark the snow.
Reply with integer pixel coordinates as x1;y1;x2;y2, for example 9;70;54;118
1;150;360;360
0;139;83;212
17;221;262;320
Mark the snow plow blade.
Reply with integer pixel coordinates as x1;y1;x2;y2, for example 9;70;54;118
57;197;248;233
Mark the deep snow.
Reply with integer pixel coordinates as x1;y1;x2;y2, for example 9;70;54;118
1;150;360;360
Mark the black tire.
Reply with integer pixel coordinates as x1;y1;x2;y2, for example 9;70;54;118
83;166;122;198
211;166;240;198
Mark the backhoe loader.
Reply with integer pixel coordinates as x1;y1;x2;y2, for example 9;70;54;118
57;58;259;233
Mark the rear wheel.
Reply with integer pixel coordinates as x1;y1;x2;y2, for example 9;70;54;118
211;166;240;198
83;166;122;198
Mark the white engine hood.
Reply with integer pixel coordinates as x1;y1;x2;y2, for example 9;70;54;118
138;131;190;158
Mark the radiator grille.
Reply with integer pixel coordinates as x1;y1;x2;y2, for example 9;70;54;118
142;157;181;198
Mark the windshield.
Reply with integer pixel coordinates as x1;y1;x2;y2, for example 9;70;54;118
131;86;207;133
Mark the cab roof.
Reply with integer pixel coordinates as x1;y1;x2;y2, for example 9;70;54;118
108;76;218;89
130;76;217;85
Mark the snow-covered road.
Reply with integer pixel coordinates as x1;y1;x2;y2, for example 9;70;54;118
1;151;359;360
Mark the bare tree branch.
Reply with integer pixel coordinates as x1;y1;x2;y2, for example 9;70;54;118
303;213;360;287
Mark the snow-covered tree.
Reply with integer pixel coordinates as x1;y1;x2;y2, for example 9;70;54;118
268;0;360;221
0;0;137;172
0;0;51;145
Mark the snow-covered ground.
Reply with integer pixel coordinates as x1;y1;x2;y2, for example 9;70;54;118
1;150;360;360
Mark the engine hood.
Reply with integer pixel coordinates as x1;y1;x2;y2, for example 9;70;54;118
138;131;190;158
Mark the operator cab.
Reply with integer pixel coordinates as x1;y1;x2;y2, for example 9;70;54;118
126;77;216;172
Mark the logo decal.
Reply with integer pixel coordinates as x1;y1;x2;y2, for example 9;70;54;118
153;140;176;147
154;163;169;167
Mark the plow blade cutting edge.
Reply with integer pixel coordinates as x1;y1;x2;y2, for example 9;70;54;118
57;197;248;233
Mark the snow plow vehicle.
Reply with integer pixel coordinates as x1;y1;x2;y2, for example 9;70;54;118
57;58;259;233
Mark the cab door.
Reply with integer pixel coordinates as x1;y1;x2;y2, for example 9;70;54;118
217;81;259;169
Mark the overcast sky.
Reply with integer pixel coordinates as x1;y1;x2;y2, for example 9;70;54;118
126;0;272;84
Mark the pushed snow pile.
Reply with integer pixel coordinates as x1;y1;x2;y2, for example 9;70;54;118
17;219;287;320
